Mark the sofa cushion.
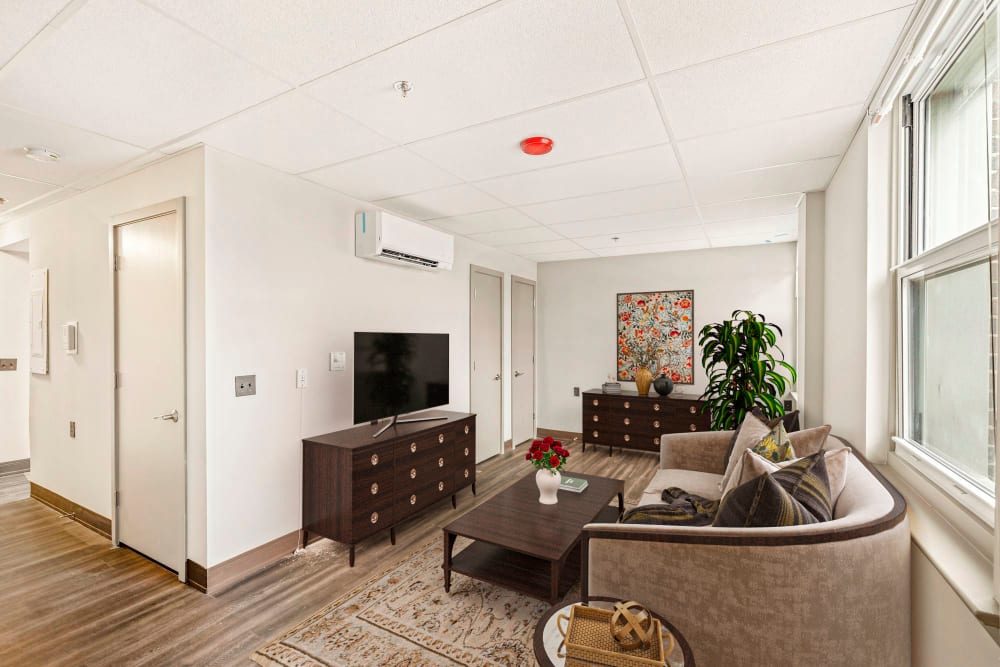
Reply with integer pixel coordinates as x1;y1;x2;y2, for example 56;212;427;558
642;468;723;506
771;452;834;522
787;424;833;457
713;471;821;527
740;447;851;506
722;408;801;470
719;412;776;492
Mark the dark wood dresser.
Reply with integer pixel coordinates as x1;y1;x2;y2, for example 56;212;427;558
581;389;709;455
302;410;476;565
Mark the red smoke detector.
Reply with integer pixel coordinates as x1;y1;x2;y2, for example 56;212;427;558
520;136;554;155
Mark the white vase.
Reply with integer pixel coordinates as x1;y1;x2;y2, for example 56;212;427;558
536;468;561;505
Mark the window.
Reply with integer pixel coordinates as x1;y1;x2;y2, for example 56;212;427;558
898;13;997;507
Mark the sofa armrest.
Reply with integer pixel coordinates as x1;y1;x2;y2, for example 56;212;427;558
659;430;731;474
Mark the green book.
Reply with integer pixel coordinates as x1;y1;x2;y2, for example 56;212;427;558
559;476;588;493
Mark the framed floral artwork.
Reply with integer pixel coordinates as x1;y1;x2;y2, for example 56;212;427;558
616;290;694;384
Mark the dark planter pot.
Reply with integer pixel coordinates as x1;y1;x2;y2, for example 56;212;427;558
653;374;674;396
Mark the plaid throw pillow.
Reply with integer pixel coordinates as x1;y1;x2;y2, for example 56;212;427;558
713;473;819;527
772;451;834;522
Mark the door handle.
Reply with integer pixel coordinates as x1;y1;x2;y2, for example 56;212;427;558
493;374;501;381
153;410;179;422
514;370;524;377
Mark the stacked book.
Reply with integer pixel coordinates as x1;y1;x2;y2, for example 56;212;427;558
601;382;622;394
559;476;589;493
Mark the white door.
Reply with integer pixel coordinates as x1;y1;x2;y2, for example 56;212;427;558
115;204;185;576
511;277;536;447
470;267;503;462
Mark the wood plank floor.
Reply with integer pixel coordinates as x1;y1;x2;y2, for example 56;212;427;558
0;472;29;505
0;439;658;666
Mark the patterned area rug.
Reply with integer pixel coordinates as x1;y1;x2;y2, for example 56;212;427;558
252;538;551;667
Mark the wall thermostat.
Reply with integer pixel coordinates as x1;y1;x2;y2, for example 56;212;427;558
62;321;78;355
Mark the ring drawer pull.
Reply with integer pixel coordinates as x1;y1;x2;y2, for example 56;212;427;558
370;482;379;495
592;415;599;422
463;469;469;479
370;512;379;524
409;494;416;505
623;401;630;409
653;420;660;428
653;404;660;412
653;437;659;444
438;434;445;444
410;468;417;479
438;481;445;491
689;424;697;432
438;457;444;467
624;434;630;442
623;417;630;425
370;454;379;466
592;430;599;438
464;447;469;456
410;442;417;453
464;425;470;435
592;399;599;406
689;406;697;414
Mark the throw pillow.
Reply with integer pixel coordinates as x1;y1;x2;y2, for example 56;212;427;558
771;452;834;522
787;424;833;457
750;422;794;463
737;447;852;507
718;411;777;492
721;406;787;471
713;472;819;528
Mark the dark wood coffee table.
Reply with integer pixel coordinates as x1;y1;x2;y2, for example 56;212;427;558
442;472;624;604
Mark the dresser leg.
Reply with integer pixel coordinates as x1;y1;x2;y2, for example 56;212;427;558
582;441;587;452
349;545;355;567
608;445;613;457
451;494;457;509
472;482;477;495
390;527;396;545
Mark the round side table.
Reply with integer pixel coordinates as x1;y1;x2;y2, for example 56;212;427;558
532;596;695;667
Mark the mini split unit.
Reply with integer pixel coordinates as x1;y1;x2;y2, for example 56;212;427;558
355;210;454;271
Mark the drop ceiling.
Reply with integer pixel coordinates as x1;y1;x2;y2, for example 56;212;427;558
0;0;915;262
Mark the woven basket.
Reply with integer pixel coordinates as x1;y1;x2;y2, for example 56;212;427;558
557;604;672;667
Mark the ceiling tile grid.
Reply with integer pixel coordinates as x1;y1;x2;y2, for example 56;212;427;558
0;0;917;261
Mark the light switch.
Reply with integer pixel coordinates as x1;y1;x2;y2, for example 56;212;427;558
296;368;308;388
330;351;346;371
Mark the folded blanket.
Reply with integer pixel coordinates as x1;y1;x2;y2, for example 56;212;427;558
619;487;720;526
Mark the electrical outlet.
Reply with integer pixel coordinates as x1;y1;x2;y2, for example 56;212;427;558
296;368;308;388
69;421;76;438
573;386;580;397
235;375;256;397
330;351;346;371
0;358;16;371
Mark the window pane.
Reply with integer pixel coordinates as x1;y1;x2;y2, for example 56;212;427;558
924;24;989;251
907;261;995;491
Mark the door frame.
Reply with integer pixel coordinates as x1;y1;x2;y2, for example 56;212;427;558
107;197;187;581
510;275;536;448
469;265;504;461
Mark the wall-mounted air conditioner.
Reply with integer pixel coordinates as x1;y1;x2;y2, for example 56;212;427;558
355;210;454;271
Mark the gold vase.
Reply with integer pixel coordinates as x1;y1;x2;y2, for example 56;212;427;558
634;367;653;395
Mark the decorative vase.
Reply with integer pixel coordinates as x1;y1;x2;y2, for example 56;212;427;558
653;374;674;396
634;367;653;395
536;468;561;504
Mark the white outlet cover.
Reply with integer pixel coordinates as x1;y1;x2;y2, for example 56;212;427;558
296;368;308;388
330;352;346;371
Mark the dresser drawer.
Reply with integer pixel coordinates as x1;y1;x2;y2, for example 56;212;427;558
396;477;452;518
351;497;394;540
351;474;395;506
455;463;475;488
393;431;442;463
454;437;474;462
352;444;396;474
395;453;452;491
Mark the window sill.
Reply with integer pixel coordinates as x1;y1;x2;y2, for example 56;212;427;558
879;459;999;644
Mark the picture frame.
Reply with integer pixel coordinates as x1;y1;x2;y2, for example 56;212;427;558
616;290;694;384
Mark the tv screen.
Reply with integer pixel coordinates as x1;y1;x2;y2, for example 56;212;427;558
354;332;449;424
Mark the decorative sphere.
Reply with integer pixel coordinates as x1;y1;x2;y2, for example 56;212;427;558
653;374;674;396
610;601;654;650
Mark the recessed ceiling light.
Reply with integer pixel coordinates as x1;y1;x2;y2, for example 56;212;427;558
520;136;554;155
24;146;61;163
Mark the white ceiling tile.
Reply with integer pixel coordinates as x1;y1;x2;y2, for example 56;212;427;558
376;184;504;220
523;249;597;262
520;181;691;224
704;214;799;238
630;0;914;74
0;172;60;209
711;234;797;249
0;0;69;69
477;145;681;206
678;105;861;175
428;208;538;234
0;0;289;148
305;0;643;143
656;8;911;139
501;239;583;255
575;224;706;249
408;83;667;181
467;225;562;246
302;148;460;201
0;104;147;186
591;239;710;256
689;156;841;205
197;92;393;173
550;208;700;238
699;194;802;222
144;0;495;84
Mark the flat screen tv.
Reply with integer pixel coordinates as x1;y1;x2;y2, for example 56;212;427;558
354;332;449;429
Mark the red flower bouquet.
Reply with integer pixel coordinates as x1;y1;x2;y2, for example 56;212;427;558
526;436;569;471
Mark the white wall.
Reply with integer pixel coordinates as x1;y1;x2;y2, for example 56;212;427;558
823;125;869;452
203;148;536;565
16;148;208;564
0;243;30;464
796;192;825;428
536;243;797;432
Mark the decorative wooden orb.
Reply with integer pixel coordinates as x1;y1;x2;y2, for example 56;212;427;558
610;601;655;650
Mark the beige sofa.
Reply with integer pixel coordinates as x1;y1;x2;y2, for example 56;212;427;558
581;430;910;667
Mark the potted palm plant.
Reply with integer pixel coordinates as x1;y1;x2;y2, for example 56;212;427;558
698;310;796;430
